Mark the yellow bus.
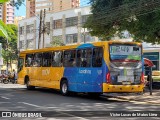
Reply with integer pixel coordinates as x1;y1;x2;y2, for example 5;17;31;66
18;41;145;96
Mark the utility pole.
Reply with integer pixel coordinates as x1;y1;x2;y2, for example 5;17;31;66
42;9;46;48
38;10;42;49
83;28;86;43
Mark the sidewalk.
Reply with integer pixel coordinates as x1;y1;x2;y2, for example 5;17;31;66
104;88;160;104
0;83;26;88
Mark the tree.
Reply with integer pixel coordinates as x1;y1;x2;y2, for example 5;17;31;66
0;0;9;3
85;0;160;43
0;23;18;71
50;36;65;47
0;0;25;9
10;0;25;9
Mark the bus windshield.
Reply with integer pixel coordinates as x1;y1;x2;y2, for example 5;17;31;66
109;44;142;61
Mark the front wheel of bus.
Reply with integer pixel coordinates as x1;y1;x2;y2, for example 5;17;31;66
60;80;69;96
26;78;35;90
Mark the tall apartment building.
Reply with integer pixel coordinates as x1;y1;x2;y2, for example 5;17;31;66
26;0;35;18
26;0;80;18
0;2;14;24
0;5;2;20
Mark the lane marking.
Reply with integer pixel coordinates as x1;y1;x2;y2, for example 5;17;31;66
129;100;160;105
0;102;10;103
18;102;42;108
18;102;88;120
1;96;10;99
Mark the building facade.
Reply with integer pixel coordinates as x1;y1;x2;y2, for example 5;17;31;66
26;0;35;18
0;2;14;24
143;48;160;75
26;0;80;18
18;6;98;51
14;16;25;26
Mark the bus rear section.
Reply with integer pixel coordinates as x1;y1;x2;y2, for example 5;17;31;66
103;43;145;93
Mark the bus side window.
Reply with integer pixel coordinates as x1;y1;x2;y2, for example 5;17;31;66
25;54;33;67
33;53;42;67
52;51;63;67
42;52;51;67
80;49;92;67
92;47;103;67
63;50;76;67
18;58;24;72
77;50;82;67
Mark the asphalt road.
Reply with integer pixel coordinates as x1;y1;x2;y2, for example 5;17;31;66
0;84;160;120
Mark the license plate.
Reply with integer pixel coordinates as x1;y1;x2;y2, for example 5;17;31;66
127;70;133;75
118;76;134;83
122;81;131;85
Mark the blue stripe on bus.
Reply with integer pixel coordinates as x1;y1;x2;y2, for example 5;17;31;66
63;43;109;92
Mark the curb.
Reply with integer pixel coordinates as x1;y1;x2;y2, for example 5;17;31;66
104;95;160;105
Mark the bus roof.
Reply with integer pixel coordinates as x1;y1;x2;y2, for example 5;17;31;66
19;41;142;54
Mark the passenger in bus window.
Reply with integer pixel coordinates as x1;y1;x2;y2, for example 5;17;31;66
33;61;38;67
81;60;87;67
52;52;56;66
86;49;92;67
71;50;76;67
77;50;82;67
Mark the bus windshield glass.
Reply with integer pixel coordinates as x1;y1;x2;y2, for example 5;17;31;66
109;44;142;61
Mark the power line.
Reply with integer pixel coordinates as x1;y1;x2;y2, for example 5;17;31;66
18;0;160;47
92;0;160;23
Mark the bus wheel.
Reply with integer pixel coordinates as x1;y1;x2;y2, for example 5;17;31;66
60;80;69;96
26;78;35;90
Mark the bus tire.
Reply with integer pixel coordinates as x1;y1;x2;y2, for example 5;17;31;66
26;78;35;90
60;80;69;96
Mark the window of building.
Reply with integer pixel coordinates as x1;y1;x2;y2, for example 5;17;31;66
52;51;63;67
77;49;92;67
42;52;52;67
45;22;50;34
19;26;24;35
60;6;62;10
26;24;34;34
63;50;76;67
66;34;78;44
82;15;89;25
33;53;42;67
19;41;24;49
53;19;62;29
66;17;78;27
144;52;159;75
81;32;95;43
26;39;34;49
92;47;103;67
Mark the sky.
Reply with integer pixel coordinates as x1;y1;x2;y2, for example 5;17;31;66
15;0;26;17
14;0;90;17
80;0;90;7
